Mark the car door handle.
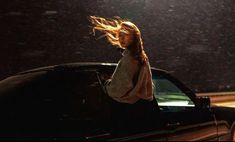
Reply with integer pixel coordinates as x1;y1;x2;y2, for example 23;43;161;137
166;122;180;128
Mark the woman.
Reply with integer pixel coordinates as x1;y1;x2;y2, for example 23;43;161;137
90;16;156;133
90;16;154;104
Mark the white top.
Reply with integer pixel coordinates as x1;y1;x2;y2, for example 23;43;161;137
105;50;154;104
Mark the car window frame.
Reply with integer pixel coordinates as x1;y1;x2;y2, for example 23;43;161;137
151;69;198;111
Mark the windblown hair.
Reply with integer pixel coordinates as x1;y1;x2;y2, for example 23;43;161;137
89;16;148;65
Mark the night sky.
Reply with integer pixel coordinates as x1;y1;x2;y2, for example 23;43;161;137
0;0;234;93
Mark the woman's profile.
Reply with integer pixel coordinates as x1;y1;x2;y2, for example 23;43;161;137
90;16;154;104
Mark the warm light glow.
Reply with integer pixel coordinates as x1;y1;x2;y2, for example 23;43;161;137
158;101;195;107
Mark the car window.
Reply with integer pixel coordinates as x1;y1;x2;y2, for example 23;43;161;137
48;70;111;134
152;73;195;112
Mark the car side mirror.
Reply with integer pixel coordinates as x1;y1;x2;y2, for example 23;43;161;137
197;96;211;109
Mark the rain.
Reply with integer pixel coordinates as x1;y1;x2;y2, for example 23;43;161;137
0;0;234;93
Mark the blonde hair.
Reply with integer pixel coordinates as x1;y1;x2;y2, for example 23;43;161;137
90;16;148;64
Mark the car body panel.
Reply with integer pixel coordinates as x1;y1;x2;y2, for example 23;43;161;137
0;62;233;141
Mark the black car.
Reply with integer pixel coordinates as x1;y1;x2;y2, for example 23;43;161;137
0;62;234;141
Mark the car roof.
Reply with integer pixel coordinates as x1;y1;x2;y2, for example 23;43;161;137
17;62;171;75
0;62;172;94
0;62;195;103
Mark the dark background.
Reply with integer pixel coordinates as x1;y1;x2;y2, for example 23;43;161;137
0;0;234;93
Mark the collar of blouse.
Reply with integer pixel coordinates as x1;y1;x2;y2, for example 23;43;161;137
122;49;131;56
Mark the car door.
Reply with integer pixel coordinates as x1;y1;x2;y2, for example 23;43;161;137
0;68;113;140
45;69;112;141
152;71;218;141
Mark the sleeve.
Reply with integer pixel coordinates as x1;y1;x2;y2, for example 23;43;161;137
135;61;154;101
105;56;137;100
121;60;153;101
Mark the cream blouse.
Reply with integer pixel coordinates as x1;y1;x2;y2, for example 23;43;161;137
105;50;154;104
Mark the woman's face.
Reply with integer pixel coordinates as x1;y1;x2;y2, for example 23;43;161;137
118;26;133;48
